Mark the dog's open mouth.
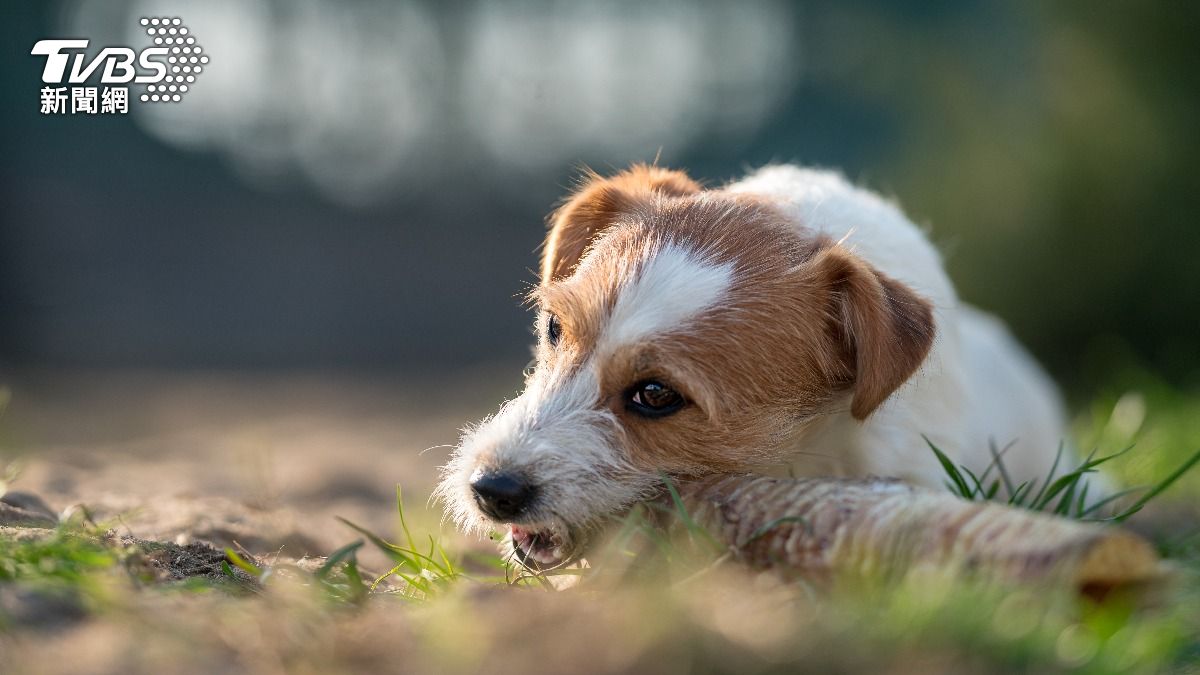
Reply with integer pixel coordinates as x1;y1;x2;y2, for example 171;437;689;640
510;525;569;568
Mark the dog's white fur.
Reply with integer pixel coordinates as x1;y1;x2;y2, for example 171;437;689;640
441;360;678;566
439;164;1074;561
728;166;1066;486
600;242;735;351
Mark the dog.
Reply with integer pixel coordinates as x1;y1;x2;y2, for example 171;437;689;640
438;164;1071;568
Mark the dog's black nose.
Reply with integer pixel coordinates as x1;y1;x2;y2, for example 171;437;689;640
470;471;535;521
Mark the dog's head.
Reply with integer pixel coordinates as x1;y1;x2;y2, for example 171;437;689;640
437;165;935;567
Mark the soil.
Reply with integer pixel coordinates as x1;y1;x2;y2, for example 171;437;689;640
1;368;517;559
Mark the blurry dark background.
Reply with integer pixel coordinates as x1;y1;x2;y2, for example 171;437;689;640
2;0;1198;397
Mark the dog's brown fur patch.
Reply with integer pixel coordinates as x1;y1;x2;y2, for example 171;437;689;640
542;164;702;282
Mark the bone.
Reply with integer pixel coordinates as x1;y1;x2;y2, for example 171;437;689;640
668;474;1167;598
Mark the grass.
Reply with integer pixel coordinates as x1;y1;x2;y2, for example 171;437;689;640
2;380;1199;674
0;524;118;590
207;487;481;604
927;437;1200;522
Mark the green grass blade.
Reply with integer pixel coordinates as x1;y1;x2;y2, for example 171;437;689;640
1073;478;1091;518
436;536;457;576
316;540;364;580
337;516;422;570
224;548;262;578
986;438;1017;499
1112;447;1200;523
1030;442;1065;507
372;562;408;590
1034;446;1131;512
1007;481;1031;506
985;480;1001;500
1079;485;1146;518
959;465;987;499
925;437;972;499
343;559;367;601
428;534;457;577
659;472;720;551
396;485;417;550
1053;478;1079;516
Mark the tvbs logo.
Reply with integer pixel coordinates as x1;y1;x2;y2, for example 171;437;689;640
32;40;170;85
32;17;207;114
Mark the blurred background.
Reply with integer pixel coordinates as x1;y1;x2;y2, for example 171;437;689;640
1;1;1198;540
3;0;1198;388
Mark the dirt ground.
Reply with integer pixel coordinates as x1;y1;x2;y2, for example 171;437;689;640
0;367;522;567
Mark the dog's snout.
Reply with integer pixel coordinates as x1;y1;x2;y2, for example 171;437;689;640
470;471;536;521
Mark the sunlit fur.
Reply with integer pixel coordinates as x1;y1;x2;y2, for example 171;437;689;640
438;163;1070;560
727;165;1066;485
437;350;665;558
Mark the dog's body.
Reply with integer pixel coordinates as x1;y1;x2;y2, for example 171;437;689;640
729;166;1066;486
440;164;1071;567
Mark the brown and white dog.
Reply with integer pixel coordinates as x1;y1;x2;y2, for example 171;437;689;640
438;164;1070;567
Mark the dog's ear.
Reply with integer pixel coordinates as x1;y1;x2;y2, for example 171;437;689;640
541;165;701;282
806;245;936;420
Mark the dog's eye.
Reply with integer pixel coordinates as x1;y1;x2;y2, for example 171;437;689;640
627;381;685;418
546;314;562;347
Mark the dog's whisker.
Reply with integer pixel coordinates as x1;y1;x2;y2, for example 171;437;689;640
419;443;456;457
